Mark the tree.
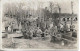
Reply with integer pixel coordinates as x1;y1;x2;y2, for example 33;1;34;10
3;3;32;38
49;2;54;13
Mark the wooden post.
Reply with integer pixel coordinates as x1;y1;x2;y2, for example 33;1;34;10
71;1;73;25
70;1;74;32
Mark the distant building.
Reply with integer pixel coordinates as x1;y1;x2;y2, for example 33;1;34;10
2;17;19;33
59;13;77;23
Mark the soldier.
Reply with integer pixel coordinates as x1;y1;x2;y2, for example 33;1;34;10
27;30;33;39
44;29;49;36
21;20;29;39
63;22;68;33
50;25;58;42
36;27;42;37
41;29;50;40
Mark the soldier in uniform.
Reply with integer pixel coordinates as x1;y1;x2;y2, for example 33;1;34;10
50;25;58;42
36;27;42;37
21;20;30;39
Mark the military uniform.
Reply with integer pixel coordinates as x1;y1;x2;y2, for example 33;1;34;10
21;20;30;39
36;27;42;37
50;26;58;42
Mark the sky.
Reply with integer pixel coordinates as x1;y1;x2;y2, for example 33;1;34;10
2;0;79;14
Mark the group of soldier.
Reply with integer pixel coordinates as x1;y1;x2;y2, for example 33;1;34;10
21;18;61;43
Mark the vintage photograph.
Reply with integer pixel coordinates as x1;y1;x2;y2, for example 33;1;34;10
2;0;78;49
0;0;2;49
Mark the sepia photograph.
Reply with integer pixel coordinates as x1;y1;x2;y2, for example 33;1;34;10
2;0;78;49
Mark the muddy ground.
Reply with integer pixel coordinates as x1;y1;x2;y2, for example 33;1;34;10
2;35;77;49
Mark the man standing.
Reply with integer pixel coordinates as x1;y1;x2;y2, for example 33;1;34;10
50;25;58;42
